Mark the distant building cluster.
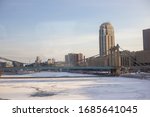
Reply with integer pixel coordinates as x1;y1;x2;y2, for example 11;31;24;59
27;56;56;67
85;23;150;72
29;25;149;71
0;22;150;73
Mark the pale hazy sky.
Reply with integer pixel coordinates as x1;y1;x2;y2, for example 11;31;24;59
0;0;150;63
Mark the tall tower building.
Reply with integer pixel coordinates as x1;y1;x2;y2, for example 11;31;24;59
143;28;150;51
99;22;115;56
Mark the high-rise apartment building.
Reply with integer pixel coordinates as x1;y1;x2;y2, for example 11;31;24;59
65;53;85;66
143;28;150;51
99;22;115;56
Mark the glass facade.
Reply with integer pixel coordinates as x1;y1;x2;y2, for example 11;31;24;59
99;22;115;56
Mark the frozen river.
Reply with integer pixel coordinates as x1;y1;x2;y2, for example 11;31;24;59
0;72;150;100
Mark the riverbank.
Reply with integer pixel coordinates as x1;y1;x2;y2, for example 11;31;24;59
120;72;150;79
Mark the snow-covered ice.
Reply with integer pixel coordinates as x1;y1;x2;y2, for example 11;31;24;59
2;71;95;77
0;72;150;100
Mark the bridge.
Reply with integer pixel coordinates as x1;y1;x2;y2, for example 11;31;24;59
0;45;124;74
0;45;120;76
2;66;115;71
2;66;115;76
0;56;26;67
1;44;150;76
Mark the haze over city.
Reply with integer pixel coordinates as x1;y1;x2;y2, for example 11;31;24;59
0;0;150;62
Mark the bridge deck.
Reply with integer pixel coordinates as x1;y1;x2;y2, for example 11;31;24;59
2;66;115;71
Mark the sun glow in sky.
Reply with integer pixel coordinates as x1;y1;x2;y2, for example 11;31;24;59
0;0;150;63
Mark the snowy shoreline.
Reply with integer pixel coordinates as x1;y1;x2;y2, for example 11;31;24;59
120;72;150;80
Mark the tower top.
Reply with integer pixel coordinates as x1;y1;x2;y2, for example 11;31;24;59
101;22;112;25
100;22;113;29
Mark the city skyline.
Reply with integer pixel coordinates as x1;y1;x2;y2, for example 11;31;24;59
0;0;150;62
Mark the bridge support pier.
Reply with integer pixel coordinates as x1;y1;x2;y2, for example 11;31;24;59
109;44;121;76
115;67;121;76
111;67;121;76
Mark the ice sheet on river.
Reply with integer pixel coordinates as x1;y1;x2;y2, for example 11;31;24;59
0;72;150;100
2;71;95;77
